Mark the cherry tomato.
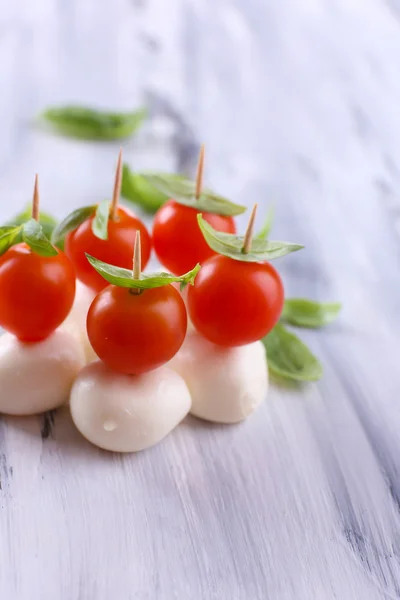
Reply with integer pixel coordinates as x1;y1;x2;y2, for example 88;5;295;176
152;201;236;274
187;255;284;347
87;284;187;375
0;243;76;342
65;206;152;292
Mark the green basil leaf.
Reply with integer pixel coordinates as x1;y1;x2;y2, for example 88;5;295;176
0;226;23;256
121;165;168;214
256;206;274;240
281;299;342;329
40;106;147;141
91;200;110;240
262;324;323;382
6;206;58;240
22;219;58;257
141;174;246;216
197;214;303;262
85;253;201;290
51;205;96;246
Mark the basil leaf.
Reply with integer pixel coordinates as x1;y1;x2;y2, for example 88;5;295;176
85;253;201;290
142;174;246;217
256;206;274;240
262;324;323;382
197;214;303;262
281;299;342;329
0;226;23;256
22;219;58;257
121;165;169;214
40;106;147;141
51;205;96;246
91;200;110;240
6;206;58;240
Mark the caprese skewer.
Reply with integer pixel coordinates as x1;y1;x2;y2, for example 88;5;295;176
170;204;303;423
0;177;85;415
152;146;245;274
70;237;199;452
52;149;152;291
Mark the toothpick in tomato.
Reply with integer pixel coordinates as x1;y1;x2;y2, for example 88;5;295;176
187;205;303;347
52;149;152;292
151;146;245;274
0;175;76;342
86;233;200;375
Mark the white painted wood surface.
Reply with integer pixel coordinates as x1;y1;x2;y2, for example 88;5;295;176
1;0;400;598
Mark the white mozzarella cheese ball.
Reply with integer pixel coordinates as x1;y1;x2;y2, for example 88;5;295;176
61;280;97;362
0;329;86;415
70;361;191;452
169;331;268;423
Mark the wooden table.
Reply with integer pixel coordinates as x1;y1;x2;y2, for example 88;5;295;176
1;1;400;598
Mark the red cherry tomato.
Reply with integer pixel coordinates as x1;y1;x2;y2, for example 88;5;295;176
0;243;76;342
65;206;152;292
152;201;236;274
187;255;284;347
87;284;187;375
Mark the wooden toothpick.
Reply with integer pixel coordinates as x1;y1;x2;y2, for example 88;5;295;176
32;174;40;221
242;204;258;254
110;148;123;221
195;144;205;201
133;230;141;281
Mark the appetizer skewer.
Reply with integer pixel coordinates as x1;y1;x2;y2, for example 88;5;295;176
0;178;85;415
152;146;243;274
70;238;199;452
169;204;303;423
187;205;286;347
0;176;76;342
86;233;190;375
52;149;152;291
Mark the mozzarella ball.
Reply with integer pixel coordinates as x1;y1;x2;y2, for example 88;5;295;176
0;329;86;415
70;361;191;452
61;280;97;362
169;331;268;423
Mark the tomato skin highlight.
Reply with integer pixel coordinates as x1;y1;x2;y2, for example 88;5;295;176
187;255;284;347
0;243;76;342
152;201;236;275
65;206;152;292
87;284;187;375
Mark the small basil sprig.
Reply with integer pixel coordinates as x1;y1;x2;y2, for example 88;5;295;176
0;225;23;256
92;200;110;240
86;253;200;291
22;219;58;257
6;205;58;240
0;221;57;257
141;174;246;217
121;165;170;214
281;299;342;328
262;324;323;382
39;106;147;141
197;213;303;262
51;205;97;246
0;177;59;257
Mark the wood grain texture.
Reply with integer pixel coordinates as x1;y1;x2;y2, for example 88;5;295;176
0;0;400;598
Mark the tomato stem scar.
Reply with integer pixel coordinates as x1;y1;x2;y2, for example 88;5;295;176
32;174;40;221
242;203;258;254
110;148;123;221
195;144;205;201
